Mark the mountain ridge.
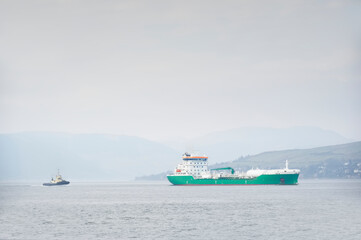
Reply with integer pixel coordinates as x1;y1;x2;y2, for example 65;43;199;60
162;126;352;163
0;132;180;181
0;128;357;181
137;141;361;180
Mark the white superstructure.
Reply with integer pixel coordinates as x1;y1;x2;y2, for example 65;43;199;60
174;153;209;176
172;154;300;179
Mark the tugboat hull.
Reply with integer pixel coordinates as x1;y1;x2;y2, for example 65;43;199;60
43;181;70;186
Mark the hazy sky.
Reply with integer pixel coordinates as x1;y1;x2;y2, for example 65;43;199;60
1;0;360;140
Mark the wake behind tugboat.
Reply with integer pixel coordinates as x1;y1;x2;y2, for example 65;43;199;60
43;170;70;186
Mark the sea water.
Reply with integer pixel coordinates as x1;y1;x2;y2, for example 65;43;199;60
0;179;360;240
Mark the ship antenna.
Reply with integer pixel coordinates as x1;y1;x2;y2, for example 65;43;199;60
285;160;289;169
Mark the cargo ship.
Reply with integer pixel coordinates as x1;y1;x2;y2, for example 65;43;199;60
167;153;300;185
43;170;70;186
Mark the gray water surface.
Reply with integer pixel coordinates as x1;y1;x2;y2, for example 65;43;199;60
0;179;361;239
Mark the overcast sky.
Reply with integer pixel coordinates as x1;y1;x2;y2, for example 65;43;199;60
0;0;360;141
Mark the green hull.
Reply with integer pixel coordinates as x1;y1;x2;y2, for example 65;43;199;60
167;174;299;185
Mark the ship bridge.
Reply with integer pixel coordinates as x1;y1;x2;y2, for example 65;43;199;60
172;153;209;176
182;152;208;161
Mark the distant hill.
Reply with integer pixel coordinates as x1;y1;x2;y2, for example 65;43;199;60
1;131;358;182
0;132;180;181
163;126;351;163
137;141;361;180
212;141;361;178
135;171;172;181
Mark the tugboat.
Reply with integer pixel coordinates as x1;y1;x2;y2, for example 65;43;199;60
43;170;70;186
